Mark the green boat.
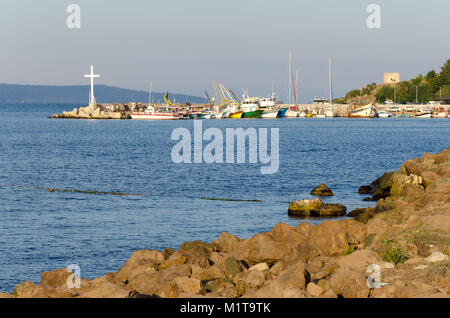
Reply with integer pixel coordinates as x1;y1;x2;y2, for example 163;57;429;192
241;110;264;118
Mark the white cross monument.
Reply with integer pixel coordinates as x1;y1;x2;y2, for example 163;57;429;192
84;65;100;111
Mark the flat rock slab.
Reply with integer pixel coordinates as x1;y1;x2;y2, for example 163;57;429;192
288;198;346;217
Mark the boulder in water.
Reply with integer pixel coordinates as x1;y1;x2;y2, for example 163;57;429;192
310;183;334;196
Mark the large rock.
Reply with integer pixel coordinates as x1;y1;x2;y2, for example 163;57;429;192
172;276;201;294
329;267;370;298
223;256;243;279
306;282;324;297
336;249;382;272
288;199;346;217
177;240;215;268
347;207;376;223
115;249;163;284
310;183;334;196
370;171;397;200
400;160;424;177
288;198;323;216
230;222;308;266
212;232;241;252
320;203;347;216
300;220;367;257
127;264;192;296
40;268;72;289
78;282;130;298
244;262;308;298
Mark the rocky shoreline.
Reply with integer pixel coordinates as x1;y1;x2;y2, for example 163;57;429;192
1;148;449;298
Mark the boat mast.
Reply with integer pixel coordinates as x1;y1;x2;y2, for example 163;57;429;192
289;50;292;106
291;54;297;108
296;69;299;105
329;57;333;107
149;81;152;106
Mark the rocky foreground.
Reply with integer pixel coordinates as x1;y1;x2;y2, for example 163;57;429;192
2;149;449;298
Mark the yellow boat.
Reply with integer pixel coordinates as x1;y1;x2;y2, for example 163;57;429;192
229;111;243;119
306;113;312;118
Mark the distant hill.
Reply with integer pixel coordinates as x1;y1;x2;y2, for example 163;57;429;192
344;59;450;104
0;84;207;104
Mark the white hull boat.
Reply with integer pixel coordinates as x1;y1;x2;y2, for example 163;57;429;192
260;110;278;118
432;112;447;118
284;110;298;117
324;110;337;117
131;111;181;120
378;111;391;118
349;103;377;118
415;112;432;118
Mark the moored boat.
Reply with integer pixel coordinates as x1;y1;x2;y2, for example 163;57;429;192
415;111;432;118
229;111;243;119
277;107;288;118
284;110;298;117
378;111;391;118
348;103;377;118
260;110;279;118
242;110;264;118
131;105;181;120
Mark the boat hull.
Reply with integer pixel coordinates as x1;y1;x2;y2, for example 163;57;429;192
348;104;377;118
242;110;264;118
229;111;243;119
378;112;391;118
260;111;278;118
131;112;181;120
284;110;298;117
277;108;288;118
325;110;336;117
432;112;447;118
415;113;432;118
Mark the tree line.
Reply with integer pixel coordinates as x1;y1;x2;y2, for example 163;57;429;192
345;59;450;104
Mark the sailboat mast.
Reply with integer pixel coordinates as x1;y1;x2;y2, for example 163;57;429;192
291;55;297;107
329;57;333;105
296;69;299;105
149;81;152;106
288;50;292;106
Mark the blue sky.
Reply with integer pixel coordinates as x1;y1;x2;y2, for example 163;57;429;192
0;0;449;102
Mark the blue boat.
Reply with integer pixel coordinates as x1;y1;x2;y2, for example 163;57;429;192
277;108;288;118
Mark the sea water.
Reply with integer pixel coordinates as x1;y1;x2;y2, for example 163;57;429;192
0;103;449;292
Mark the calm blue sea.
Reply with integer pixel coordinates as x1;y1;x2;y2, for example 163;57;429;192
0;103;449;292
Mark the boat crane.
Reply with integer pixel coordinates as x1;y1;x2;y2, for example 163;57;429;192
204;91;212;105
163;92;174;106
229;89;241;104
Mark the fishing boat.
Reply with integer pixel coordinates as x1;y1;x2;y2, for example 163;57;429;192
348;103;377;118
259;93;279;118
240;94;263;118
260;110;278;118
432;107;447;118
229;111;243;119
414;110;432;118
242;110;264;118
378;111;391;118
131;105;181;120
200;108;215;119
